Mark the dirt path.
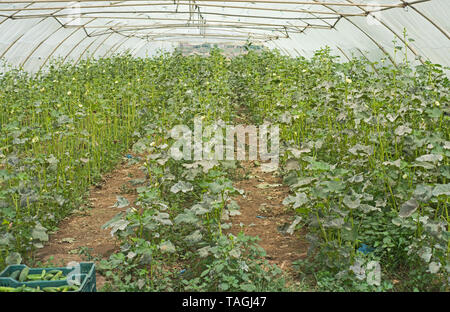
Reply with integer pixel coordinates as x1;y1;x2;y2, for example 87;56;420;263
228;110;308;282
35;155;146;290
35;111;307;290
229;160;308;277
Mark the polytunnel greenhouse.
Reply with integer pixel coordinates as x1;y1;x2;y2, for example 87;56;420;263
0;1;448;294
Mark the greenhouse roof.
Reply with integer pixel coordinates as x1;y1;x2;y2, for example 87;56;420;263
0;0;448;71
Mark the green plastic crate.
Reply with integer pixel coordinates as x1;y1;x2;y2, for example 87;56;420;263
0;273;90;292
0;262;96;292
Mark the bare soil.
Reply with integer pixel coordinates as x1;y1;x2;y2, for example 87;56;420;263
35;156;146;290
229;160;308;276
35;111;308;290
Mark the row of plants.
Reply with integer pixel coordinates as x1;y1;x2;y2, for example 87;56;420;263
0;50;231;267
97;49;288;291
99;132;286;291
1;45;448;291
229;48;449;291
1;49;288;291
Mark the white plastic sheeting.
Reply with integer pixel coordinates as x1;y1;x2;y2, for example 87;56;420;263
0;1;448;71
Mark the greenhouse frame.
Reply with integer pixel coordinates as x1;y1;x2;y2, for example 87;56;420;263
0;0;449;296
0;1;448;71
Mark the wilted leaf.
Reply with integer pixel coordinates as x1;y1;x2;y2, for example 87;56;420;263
366;261;381;286
190;204;209;215
343;196;360;209
288;147;311;158
174;210;198;225
399;198;419;218
282;192;308;208
349;144;373;156
0;233;14;247
60;237;75;244
130;178;146;186
170;181;193;194
184;230;202;244
221;223;232;230
382;159;402;168
413;184;433;202
137;279;145;289
415;154;443;163
31;223;48;242
428;261;441;274
153;212;173;226
198;246;210;258
419;246;432;263
394;125;412;136
432;183;450;197
106;219;130;236
102;212;125;229
227;200;240;211
110;196;129;208
229;210;241;216
360;204;380;213
349;259;365;280
285;159;300;171
260;162;278;173
291;177;315;189
286;216;302;235
159;241;176;253
256;182;281;189
229;248;241;259
5;252;22;265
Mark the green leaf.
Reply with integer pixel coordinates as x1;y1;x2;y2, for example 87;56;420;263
240;283;256;291
309;160;331;171
220;283;230;291
425;107;442;119
322;180;345;193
